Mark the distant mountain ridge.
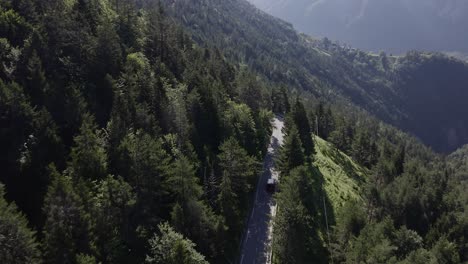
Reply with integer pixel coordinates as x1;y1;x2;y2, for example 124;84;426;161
162;0;468;153
249;0;468;54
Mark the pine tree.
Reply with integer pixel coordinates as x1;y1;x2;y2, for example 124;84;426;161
23;50;48;106
93;175;136;263
278;125;305;175
292;98;315;156
167;155;203;204
116;131;171;227
272;86;290;115
393;145;406;176
0;183;41;264
272;166;326;263
217;173;238;233
280;86;290;113
223;101;258;156
167;156;224;260
235;68;267;112
329;117;353;154
352;128;377;168
146;223;208;264
42;165;93;264
68;114;107;180
217;137;257;233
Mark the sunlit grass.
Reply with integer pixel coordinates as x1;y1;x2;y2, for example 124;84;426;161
314;136;368;211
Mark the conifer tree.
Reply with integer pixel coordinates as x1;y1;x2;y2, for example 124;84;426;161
69;114;107;180
0;183;41;264
116;131;171;228
393;145;406;176
316;102;335;139
42;165;93;264
278;125;305;175
146;223;208;264
273;166;318;263
223;101;258;155
217;137;257;233
292;98;315;156
329;117;354;154
23;50;48;106
93;175;136;263
168;155;223;260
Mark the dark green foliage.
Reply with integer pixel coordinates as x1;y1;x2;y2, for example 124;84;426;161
0;8;31;47
0;183;41;264
93;175;136;263
273;166;328;263
42;165;93;264
223;101;258;156
146;223;208;264
0;1;277;261
0;79;63;226
351;128;378;168
272;86;290;115
22;50;48;106
1;0;467;262
217;138;257;236
315;102;335;140
68;114;107;181
235;68;270;112
277;125;305;175
329;116;354;154
115;131;171;230
292;98;315;156
393;145;406;176
430;237;461;264
168;156;224;260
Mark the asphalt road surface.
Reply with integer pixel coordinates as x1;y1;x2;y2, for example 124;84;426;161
239;116;284;264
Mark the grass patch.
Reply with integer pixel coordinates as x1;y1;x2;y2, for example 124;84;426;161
314;136;369;211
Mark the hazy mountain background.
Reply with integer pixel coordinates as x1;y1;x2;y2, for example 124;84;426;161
1;0;468;262
248;0;468;55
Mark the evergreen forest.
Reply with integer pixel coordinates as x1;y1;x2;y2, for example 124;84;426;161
0;0;467;263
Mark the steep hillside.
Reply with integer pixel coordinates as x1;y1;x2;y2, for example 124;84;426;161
249;0;468;54
1;0;467;263
314;136;368;210
162;0;468;152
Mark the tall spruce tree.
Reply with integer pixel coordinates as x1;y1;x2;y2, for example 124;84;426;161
68;114;107;181
217;137;257;234
292;98;315;156
273;166;322;263
278;125;305;175
42;165;93;264
0;183;41;264
146;223;208;264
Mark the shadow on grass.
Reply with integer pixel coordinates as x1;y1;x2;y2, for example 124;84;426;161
320;142;366;185
290;162;337;264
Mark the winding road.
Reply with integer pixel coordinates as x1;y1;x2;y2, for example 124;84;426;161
239;116;284;264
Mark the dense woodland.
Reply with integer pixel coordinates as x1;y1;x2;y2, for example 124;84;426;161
0;0;467;263
0;0;273;262
162;0;468;153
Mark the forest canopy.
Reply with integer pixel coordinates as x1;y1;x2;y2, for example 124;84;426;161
0;0;467;263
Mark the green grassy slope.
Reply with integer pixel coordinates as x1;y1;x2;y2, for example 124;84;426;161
314;136;369;210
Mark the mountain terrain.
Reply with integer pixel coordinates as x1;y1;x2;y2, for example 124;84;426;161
162;0;468;153
0;0;467;263
249;0;468;54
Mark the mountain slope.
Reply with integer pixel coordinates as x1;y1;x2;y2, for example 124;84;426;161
315;136;368;210
162;0;468;153
249;0;468;54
